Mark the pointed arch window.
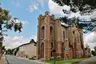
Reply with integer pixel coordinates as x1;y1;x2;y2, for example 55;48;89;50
50;26;53;37
63;31;65;42
41;26;45;38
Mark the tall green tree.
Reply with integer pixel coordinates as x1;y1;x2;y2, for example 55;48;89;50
0;7;22;59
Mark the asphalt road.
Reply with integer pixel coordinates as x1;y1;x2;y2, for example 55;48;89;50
5;55;39;64
77;56;96;64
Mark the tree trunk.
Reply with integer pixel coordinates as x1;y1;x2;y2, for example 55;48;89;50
0;24;2;60
0;43;2;60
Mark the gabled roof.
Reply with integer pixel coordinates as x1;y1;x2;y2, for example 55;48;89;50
19;39;36;47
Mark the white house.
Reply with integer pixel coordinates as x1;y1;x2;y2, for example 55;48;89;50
17;39;36;58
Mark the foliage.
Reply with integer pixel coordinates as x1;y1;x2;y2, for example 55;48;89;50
91;51;96;56
56;56;62;60
6;49;13;55
0;8;23;55
0;7;23;59
52;0;96;33
29;56;36;60
2;46;6;51
91;46;96;56
14;47;19;55
52;0;96;14
50;56;54;60
25;55;29;58
0;7;23;34
5;47;19;55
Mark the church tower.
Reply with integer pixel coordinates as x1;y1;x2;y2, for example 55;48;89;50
36;11;56;60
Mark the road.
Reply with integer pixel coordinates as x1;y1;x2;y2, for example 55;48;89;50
5;55;41;64
76;56;96;64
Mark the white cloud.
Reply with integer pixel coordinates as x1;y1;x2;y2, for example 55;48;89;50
48;0;70;16
69;11;81;18
48;0;82;18
14;19;29;25
90;9;96;19
3;36;30;49
20;20;29;25
28;0;44;13
84;32;96;50
3;35;37;49
48;0;96;20
37;0;44;9
12;0;20;7
48;0;87;18
27;0;46;13
28;3;39;13
30;35;37;42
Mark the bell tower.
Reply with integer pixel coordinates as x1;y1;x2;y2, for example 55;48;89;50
37;11;55;60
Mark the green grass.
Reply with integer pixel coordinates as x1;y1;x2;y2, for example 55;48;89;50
43;58;86;64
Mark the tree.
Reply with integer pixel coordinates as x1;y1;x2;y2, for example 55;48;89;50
52;0;96;33
14;47;19;56
91;46;96;56
2;46;6;54
0;8;23;59
53;0;96;14
6;49;13;55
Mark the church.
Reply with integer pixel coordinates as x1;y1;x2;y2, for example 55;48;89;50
36;11;89;60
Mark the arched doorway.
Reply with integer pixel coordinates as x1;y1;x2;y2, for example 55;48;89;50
40;42;44;58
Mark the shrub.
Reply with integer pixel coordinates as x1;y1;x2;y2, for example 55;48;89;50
25;55;29;58
57;56;62;60
50;57;54;60
29;56;36;60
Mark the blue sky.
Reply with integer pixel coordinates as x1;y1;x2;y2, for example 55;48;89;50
1;0;48;38
1;0;50;49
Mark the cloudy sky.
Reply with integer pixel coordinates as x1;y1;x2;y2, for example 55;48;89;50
1;0;96;50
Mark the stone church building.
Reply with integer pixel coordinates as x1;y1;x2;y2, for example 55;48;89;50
36;11;87;60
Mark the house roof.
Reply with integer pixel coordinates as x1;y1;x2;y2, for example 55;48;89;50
19;39;36;47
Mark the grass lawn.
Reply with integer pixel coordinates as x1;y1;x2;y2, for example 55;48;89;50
43;58;86;64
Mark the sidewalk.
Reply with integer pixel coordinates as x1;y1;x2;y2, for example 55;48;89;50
0;57;4;64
